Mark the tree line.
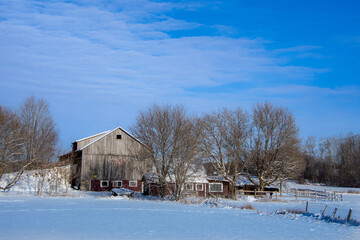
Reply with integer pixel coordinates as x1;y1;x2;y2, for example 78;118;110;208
1;97;359;197
303;134;360;188
0;96;58;191
131;102;305;199
132;103;360;200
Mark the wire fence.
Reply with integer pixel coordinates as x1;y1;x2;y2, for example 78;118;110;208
306;202;358;221
237;189;359;223
304;201;360;226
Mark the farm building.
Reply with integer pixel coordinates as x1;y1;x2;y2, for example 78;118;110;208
143;172;230;197
60;127;231;197
60;127;148;192
235;175;279;195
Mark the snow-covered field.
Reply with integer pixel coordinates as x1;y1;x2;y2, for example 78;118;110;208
1;169;360;240
0;192;359;240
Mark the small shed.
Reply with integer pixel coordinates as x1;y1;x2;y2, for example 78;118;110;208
235;175;279;195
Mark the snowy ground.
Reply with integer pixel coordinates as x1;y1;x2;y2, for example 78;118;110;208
1;170;360;240
0;192;359;240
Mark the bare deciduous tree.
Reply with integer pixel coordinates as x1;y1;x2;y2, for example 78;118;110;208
19;96;58;166
1;97;59;191
301;134;360;188
168;117;202;200
303;136;319;182
132;104;199;199
0;106;27;191
338;134;360;187
245;102;303;190
200;108;250;198
316;137;339;185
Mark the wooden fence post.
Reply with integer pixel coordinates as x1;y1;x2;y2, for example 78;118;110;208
347;208;352;223
322;205;328;216
295;189;298;201
332;208;338;219
306;202;309;212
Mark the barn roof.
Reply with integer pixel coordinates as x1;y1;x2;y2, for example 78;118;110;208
75;130;110;142
75;126;148;151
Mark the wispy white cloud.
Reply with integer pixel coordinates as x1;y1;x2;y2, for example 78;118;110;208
243;85;360;97
274;45;322;54
272;45;326;60
2;0;355;145
336;35;360;45
211;25;238;36
0;0;326;97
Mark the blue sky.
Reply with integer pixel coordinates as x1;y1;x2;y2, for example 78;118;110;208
1;0;359;150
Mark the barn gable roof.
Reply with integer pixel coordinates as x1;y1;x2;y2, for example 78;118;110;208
76;126;147;151
75;130;111;143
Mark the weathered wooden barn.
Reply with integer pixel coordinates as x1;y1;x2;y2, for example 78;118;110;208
60;127;231;197
60;127;147;192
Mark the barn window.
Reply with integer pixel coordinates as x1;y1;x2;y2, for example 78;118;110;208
112;181;122;188
129;180;137;187
116;135;122;139
100;180;109;188
196;184;203;191
209;183;223;192
185;183;194;191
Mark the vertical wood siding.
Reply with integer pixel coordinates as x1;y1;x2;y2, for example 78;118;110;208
79;128;145;191
76;131;109;150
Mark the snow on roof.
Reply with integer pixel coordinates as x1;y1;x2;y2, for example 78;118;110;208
78;128;118;151
166;166;209;183
186;170;209;183
144;168;209;184
236;175;255;186
235;175;279;188
112;188;134;196
207;176;229;182
143;173;159;183
75;130;111;143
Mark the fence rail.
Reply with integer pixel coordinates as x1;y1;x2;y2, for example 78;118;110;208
236;189;343;201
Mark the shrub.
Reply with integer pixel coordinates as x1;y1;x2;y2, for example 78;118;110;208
287;208;305;214
241;204;256;210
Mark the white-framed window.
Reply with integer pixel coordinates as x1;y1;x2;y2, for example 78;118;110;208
129;180;138;187
209;183;223;192
112;181;122;188
100;180;109;188
185;183;194;191
195;183;203;191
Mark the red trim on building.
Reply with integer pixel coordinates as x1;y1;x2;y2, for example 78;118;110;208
90;179;142;192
